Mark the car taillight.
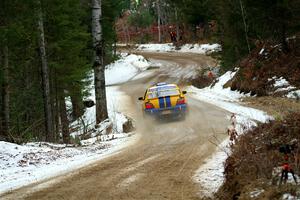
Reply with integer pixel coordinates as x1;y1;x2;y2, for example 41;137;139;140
176;97;185;105
145;102;154;109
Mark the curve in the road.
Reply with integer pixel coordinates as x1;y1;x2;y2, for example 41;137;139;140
2;52;229;200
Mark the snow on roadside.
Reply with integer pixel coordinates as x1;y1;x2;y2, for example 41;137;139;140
136;43;221;54
189;70;272;198
72;52;150;137
0;53;150;195
188;71;271;122
0;135;136;195
105;53;150;85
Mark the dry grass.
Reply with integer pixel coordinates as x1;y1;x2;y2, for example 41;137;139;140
242;96;300;120
229;37;300;96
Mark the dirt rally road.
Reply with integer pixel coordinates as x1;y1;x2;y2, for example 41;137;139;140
3;52;230;200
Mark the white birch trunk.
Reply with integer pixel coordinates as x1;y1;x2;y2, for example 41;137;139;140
37;0;54;142
156;0;162;43
59;92;70;144
92;0;108;124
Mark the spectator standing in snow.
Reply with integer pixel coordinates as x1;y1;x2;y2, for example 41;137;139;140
279;145;298;185
169;31;177;43
227;113;238;143
280;160;298;185
179;27;184;41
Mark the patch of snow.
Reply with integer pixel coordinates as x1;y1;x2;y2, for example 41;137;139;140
286;36;297;41
179;43;221;54
282;193;300;200
250;189;264;198
137;43;175;52
105;53;150;85
287;90;300;99
259;48;265;55
273;77;290;88
136;43;221;54
193;140;228;197
268;76;299;97
272;166;299;186
70;85;131;138
275;86;296;93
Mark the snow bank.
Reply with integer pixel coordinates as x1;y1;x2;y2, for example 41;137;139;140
188;70;271;123
0;134;136;195
105;53;150;85
193;140;228;197
71;85;132;138
137;43;174;52
136;43;221;54
190;70;272;197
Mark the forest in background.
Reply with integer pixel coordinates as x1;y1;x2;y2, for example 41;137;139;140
123;0;299;68
0;0;130;143
0;0;299;144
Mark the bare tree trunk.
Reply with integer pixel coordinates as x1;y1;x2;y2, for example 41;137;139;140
37;0;54;142
59;93;70;144
192;25;198;41
1;45;10;141
239;0;251;53
156;0;162;43
70;91;84;120
126;26;131;43
281;23;288;52
0;110;2;139
91;0;108;124
122;23;128;44
54;90;60;141
53;69;60;141
175;8;180;39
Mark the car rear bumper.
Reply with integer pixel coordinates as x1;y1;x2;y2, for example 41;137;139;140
145;104;187;116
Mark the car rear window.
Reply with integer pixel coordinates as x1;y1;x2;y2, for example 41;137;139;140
147;85;180;99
